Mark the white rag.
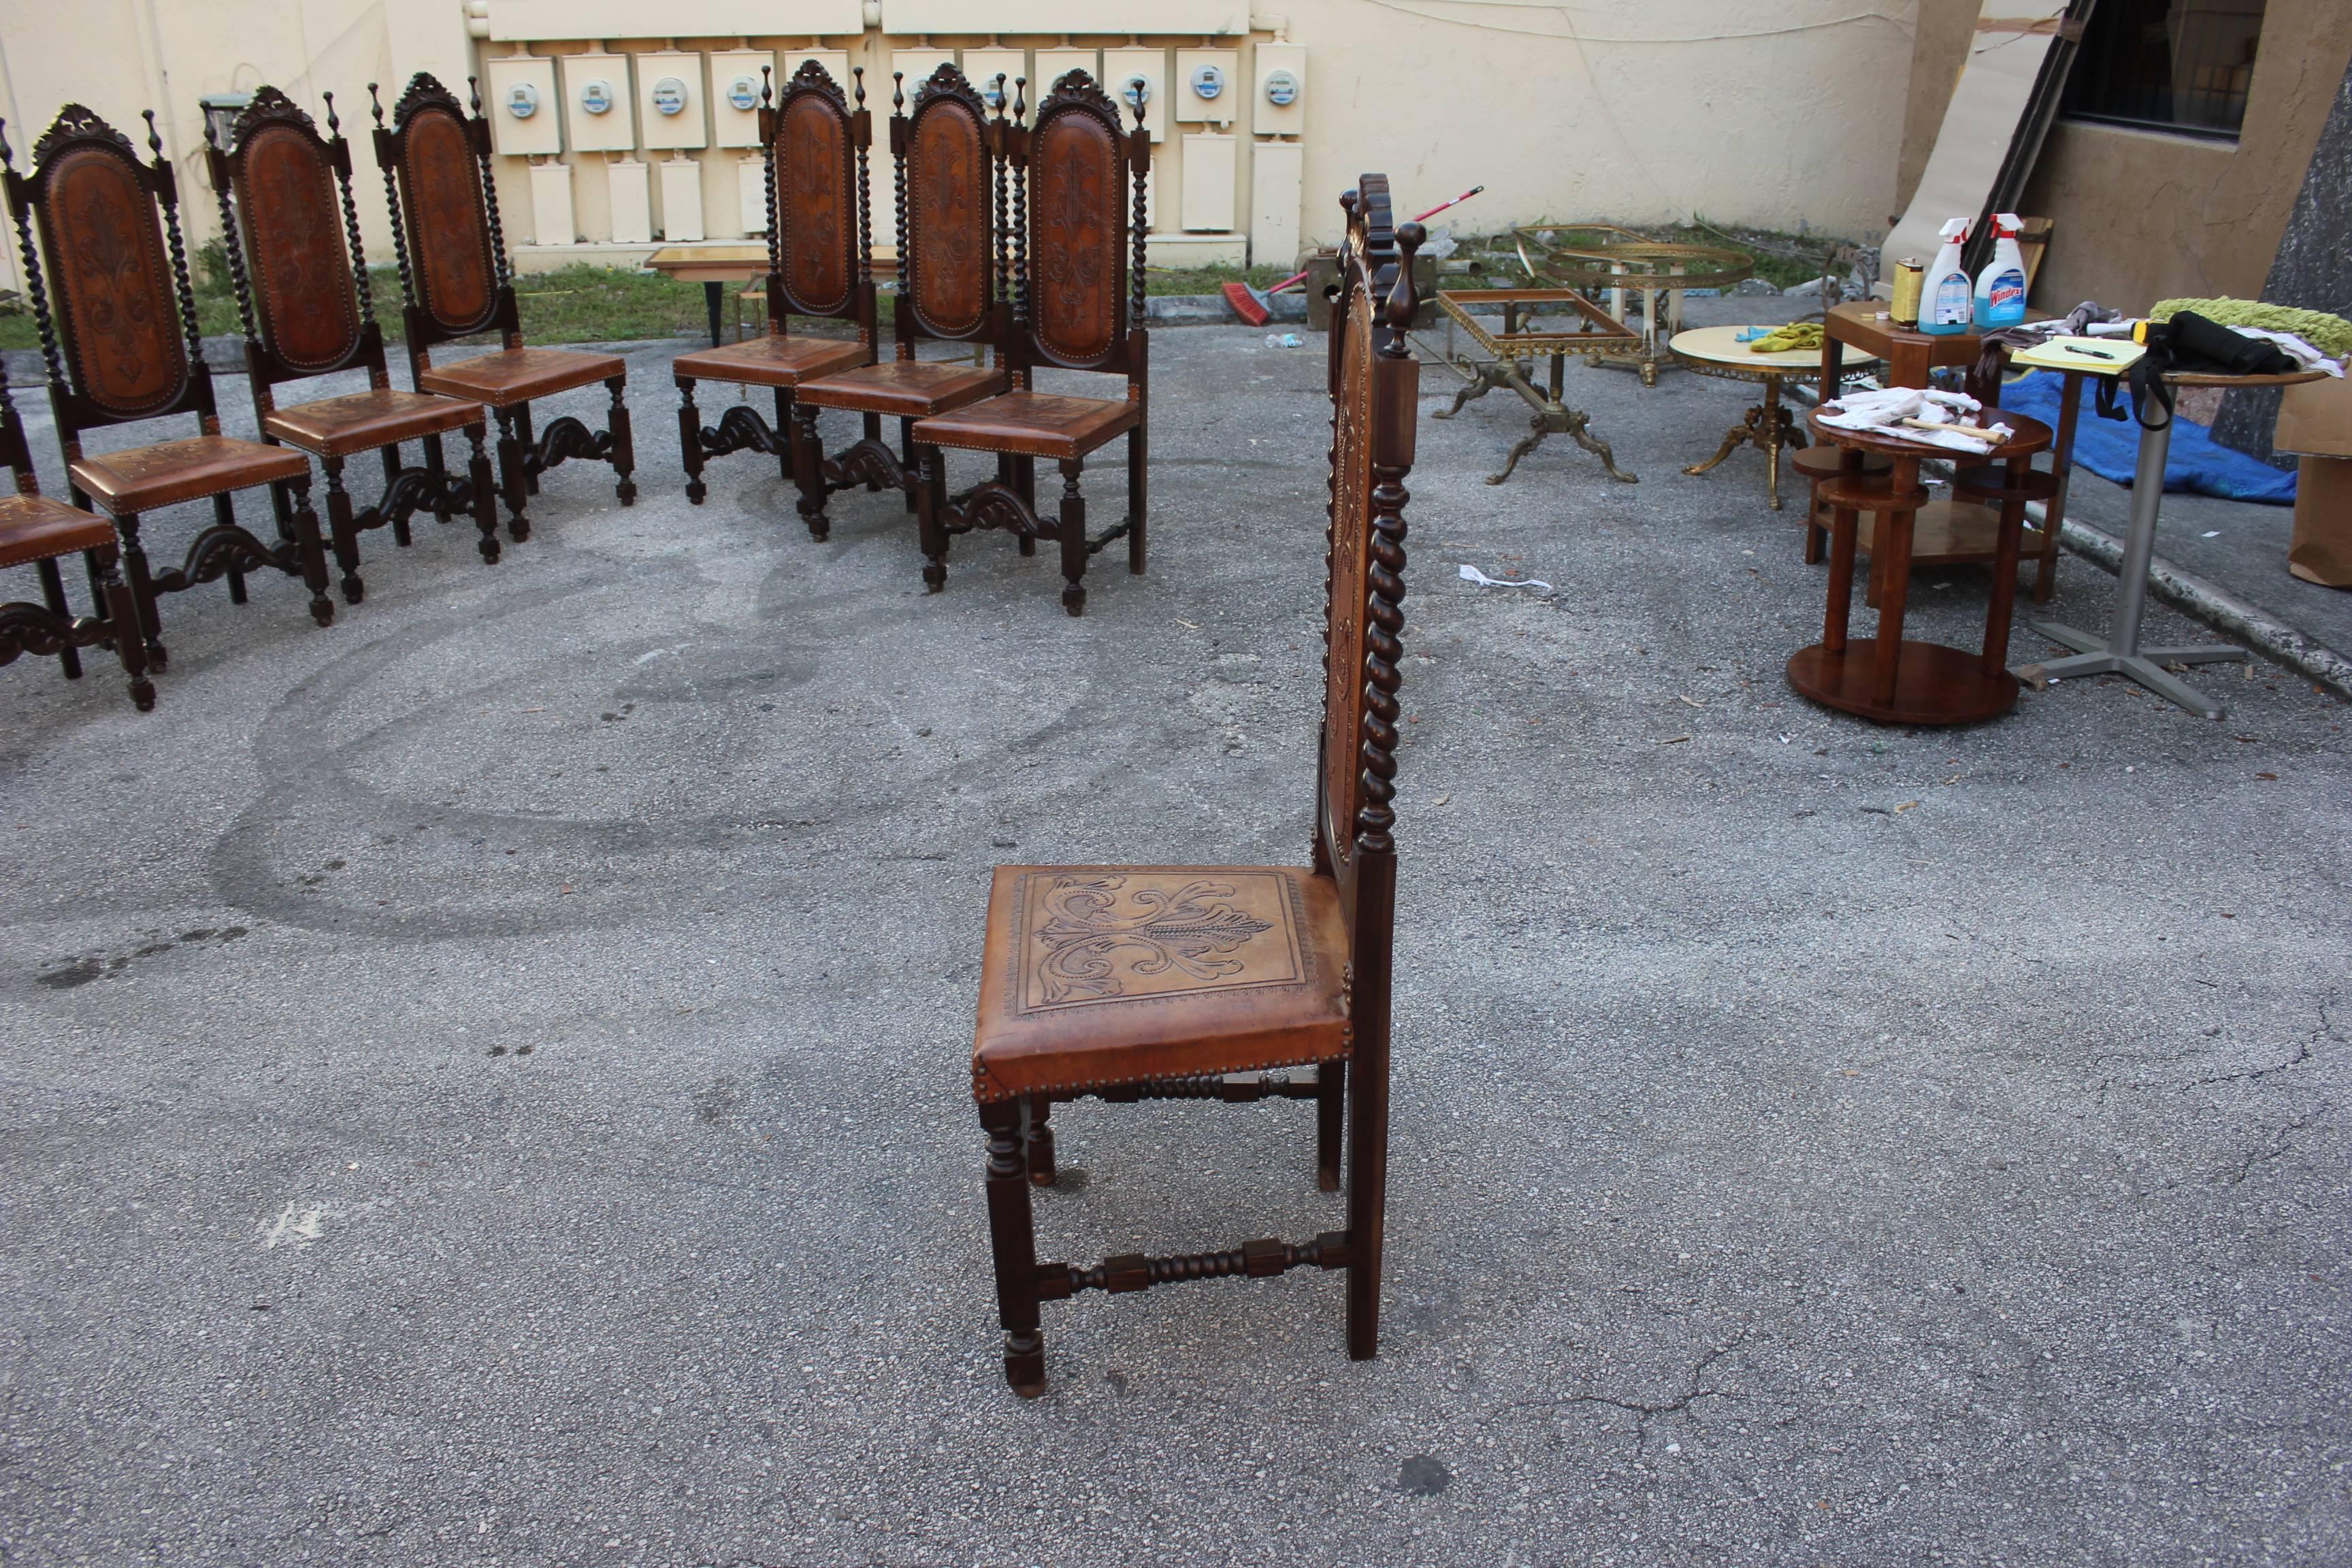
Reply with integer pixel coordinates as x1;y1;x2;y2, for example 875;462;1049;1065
1817;387;2014;455
2227;325;2345;377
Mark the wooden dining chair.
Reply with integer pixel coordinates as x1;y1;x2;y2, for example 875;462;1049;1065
1;106;334;670
371;74;634;534
0;378;154;710
208;87;500;606
909;69;1149;615
969;177;1423;1396
672;61;877;527
794;64;1011;556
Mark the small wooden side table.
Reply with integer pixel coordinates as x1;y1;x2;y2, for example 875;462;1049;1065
2024;368;2329;719
1789;408;2054;725
644;244;772;347
1669;325;1878;510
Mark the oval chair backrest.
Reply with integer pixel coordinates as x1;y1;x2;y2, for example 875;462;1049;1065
393;91;499;338
906;67;991;340
774;62;858;320
1026;71;1127;370
33;119;189;421
1318;176;1417;889
231;101;361;374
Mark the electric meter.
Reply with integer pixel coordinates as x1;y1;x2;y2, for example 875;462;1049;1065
1264;69;1298;107
505;83;539;118
727;75;760;112
651;76;688;116
580;78;615;114
1190;64;1224;100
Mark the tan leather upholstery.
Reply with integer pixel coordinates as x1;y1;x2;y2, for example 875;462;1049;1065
69;437;310;514
798;359;1006;417
416;346;624;406
972;865;1351;1102
913;391;1141;461
672;333;868;389
262;389;483;457
0;493;116;568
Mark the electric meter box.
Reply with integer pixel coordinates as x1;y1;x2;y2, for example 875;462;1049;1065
485;57;561;156
1101;46;1166;142
708;50;777;149
637;51;706;151
1256;42;1305;135
1173;49;1237;126
563;52;636;152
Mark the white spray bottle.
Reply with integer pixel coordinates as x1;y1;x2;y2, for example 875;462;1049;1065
1920;218;1972;336
1972;212;2027;329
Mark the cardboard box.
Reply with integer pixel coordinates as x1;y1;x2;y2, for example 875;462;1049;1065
2289;454;2352;588
2276;373;2352;459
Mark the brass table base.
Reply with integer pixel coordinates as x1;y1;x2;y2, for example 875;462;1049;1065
1684;382;1804;510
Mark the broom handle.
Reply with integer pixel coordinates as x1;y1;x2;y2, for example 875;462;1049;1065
1256;186;1483;300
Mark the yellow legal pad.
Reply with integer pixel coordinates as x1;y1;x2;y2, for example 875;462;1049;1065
2008;336;2146;374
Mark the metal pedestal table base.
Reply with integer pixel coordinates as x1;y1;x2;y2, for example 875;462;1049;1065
2021;412;2245;719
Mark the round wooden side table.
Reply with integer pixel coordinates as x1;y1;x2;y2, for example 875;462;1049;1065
1788;408;2054;725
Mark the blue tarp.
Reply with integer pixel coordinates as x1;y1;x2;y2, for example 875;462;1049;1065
1997;370;2300;505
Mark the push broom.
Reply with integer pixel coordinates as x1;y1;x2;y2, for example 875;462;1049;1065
1222;184;1486;325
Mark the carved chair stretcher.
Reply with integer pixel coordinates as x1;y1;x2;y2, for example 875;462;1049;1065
372;74;634;535
793;64;1012;556
0;378;153;710
208;86;499;606
671;61;877;527
969;176;1424;1395
908;69;1151;615
1;105;334;670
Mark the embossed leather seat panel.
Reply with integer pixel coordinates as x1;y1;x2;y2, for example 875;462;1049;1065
798;360;1007;417
69;437;311;514
0;493;116;568
416;346;625;406
973;865;1351;1102
262;389;483;457
672;334;868;389
913;391;1141;460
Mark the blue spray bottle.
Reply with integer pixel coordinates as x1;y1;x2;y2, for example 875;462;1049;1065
1920;218;1972;336
1972;213;2027;330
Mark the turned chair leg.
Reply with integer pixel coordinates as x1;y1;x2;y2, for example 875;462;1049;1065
286;476;335;628
97;546;154;712
899;416;919;512
114;512;167;671
492;407;529;530
678;378;707;505
606;377;637;505
1127;422;1147;576
774;389;794;485
35;557;82;681
794;403;830;540
1058;457;1088;617
1026;1096;1058;1186
516;403;540;495
1016;457;1036;556
980;1099;1047;1396
380;445;415;545
1345;1036;1391;1362
1316;1058;1345;1193
464;424;502;561
917;444;949;593
215;493;247;605
420;435;455;524
323;457;365;606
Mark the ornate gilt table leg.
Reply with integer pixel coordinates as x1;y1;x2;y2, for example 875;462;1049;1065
1763;373;1787;512
1684;404;1761;478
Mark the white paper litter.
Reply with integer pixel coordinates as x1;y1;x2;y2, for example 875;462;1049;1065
1459;564;1554;592
1817;387;2013;455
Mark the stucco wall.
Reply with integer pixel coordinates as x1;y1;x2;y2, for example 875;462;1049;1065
2019;0;2352;312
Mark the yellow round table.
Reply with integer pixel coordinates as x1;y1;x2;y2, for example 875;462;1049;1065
1669;325;1880;510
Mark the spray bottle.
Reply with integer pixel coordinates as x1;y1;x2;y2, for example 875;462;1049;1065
1920;218;1972;336
1972;213;2027;330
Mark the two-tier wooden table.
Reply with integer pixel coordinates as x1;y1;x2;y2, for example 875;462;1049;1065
1790;407;2054;725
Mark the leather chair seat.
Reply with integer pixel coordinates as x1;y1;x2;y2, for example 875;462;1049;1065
914;391;1141;461
262;389;483;457
672;333;868;389
0;492;116;569
798;360;1007;417
69;436;310;514
972;865;1351;1102
416;346;625;406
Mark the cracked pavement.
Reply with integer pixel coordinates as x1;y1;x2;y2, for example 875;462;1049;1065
1;321;2346;1567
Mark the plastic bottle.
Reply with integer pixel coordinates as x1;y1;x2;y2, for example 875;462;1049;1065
1919;218;1972;336
1972;213;2027;330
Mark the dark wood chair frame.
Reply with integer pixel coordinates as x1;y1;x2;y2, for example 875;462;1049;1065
370;74;635;529
913;69;1151;615
206;86;499;606
0;106;333;666
974;178;1424;1395
672;61;878;529
791;64;1012;546
0;378;154;710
